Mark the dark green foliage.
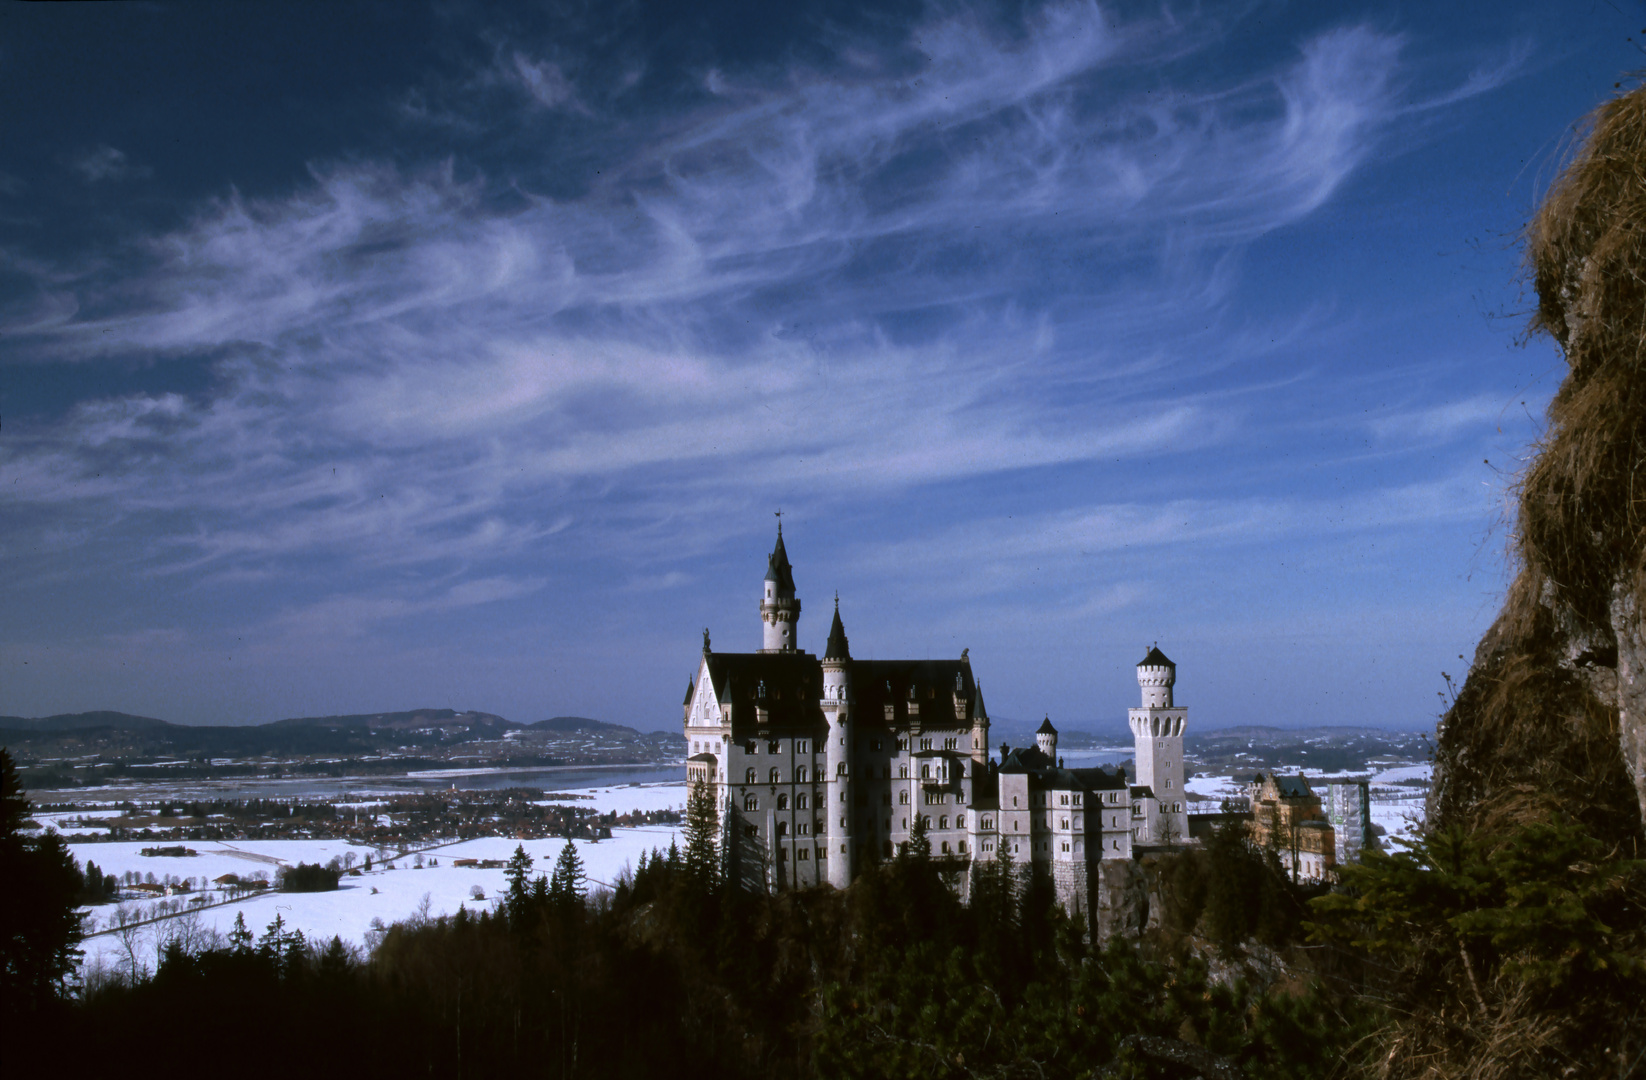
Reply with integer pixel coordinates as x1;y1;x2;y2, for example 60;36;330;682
76;858;118;905
279;861;342;892
1;747;84;1017
1309;817;1646;1077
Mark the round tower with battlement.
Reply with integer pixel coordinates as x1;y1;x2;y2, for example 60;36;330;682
1128;645;1189;843
759;523;801;652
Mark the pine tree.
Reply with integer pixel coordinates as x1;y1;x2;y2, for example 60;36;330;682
550;841;587;907
0;748;85;1015
228;911;253;953
504;844;534;925
682;778;720;895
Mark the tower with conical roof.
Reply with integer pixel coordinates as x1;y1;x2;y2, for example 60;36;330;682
1036;716;1058;759
1128;646;1188;843
821;595;853;888
759;522;801;653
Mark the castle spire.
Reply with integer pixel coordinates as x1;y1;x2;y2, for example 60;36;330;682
759;521;801;652
824;594;851;661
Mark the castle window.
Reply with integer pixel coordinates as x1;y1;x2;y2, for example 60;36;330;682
798;822;809;835
769;768;781;784
899;791;909;805
944;738;957;750
745;741;757;754
939;816;948;829
1061;819;1068;829
1012;796;1019;807
921;764;930;780
1061;842;1069;852
1060;795;1067;805
896;738;907;751
768;740;780;754
777;822;788;836
982;817;993;830
777;795;789;810
982;842;992;852
941;841;950;854
920;738;932;750
1073;794;1081;806
745;768;757;784
745;824;757;837
797;740;809;754
797;765;808;783
744;795;758;812
1165;779;1172;789
958;841;967;853
922;816;932;829
798;793;809;810
899;764;909;779
837;762;847;777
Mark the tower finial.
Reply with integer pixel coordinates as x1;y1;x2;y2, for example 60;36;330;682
775;508;782;535
702;627;711;654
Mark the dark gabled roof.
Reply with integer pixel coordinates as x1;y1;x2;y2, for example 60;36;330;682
1040;764;1128;792
1036;716;1057;735
999;744;1055;773
851;659;981;726
688;752;718;764
1274;775;1314;799
702;652;825;731
1130;784;1155;798
1139;646;1174;668
764;528;796;593
824;599;850;661
683;679;695;706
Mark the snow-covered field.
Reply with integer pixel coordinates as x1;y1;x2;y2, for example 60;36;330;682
66;780;688;977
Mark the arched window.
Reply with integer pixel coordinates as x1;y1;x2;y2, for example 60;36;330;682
745;767;757;784
939;816;948;829
777;821;788;836
899;764;909;779
769;767;781;784
797;793;808;809
898;790;909;805
922;816;932;829
921;764;930;779
982;817;993;830
777;794;789;810
796;765;808;783
744;794;757;812
836;762;847;777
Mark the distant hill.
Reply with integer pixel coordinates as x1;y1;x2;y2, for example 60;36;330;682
530;716;640;736
0;711;172;732
270;709;516;732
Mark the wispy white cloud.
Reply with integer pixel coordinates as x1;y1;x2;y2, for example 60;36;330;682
70;144;151;183
0;3;1515;598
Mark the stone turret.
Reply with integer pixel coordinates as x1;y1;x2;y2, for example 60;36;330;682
1128;645;1188;843
759;523;801;652
821;595;853;888
1036;716;1058;759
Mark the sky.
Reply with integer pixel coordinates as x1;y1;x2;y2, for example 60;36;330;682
1;1;1641;734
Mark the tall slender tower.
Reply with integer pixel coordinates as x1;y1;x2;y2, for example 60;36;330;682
759;523;801;652
821;597;853;888
1128;646;1188;843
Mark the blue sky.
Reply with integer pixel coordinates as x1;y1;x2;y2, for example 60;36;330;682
1;1;1639;733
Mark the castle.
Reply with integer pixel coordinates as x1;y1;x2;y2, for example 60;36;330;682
682;526;1190;922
